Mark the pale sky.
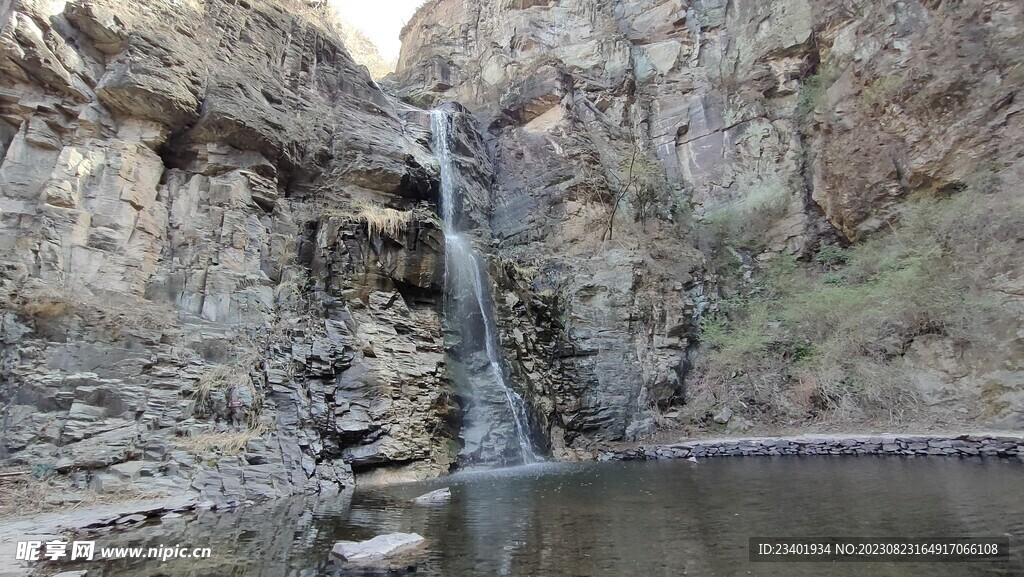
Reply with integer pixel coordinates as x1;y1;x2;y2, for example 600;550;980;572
330;0;427;61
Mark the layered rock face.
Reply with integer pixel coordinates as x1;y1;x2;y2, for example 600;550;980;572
395;0;712;452
1;0;1022;502
0;0;459;501
394;0;1024;446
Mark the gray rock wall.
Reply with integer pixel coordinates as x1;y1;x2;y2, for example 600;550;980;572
0;0;458;502
393;0;1024;449
394;0;712;454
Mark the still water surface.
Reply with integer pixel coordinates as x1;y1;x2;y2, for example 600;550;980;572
62;457;1023;576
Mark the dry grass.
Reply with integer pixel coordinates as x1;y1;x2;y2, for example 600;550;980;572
195;365;248;408
192;352;264;426
272;278;319;318
0;474;161;519
4;283;77;319
0;475;65;518
357;203;413;237
322;202;440;238
18;292;75;318
175;424;268;456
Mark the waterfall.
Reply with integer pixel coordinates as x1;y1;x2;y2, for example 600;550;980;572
430;109;538;464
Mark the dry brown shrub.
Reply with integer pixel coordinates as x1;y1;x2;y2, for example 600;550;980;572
175;424;269;456
0;473;161;519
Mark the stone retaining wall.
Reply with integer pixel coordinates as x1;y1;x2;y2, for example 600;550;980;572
599;434;1024;461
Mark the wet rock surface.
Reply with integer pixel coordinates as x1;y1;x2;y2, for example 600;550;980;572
411;487;450;505
329;532;428;568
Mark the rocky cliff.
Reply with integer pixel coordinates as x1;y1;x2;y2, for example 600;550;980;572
0;0;462;503
393;0;1024;448
1;0;1022;505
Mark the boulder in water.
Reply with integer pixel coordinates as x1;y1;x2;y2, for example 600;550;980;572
412;487;451;505
330;533;427;568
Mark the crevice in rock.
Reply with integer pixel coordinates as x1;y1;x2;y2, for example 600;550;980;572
0;122;15;169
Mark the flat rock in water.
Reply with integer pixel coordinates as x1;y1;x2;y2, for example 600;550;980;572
412;487;451;505
330;533;427;568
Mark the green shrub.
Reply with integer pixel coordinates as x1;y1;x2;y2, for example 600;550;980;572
860;75;904;109
814;244;849;268
791;342;816;363
698;181;791;255
695;189;1022;424
796;64;841;121
705;297;780;357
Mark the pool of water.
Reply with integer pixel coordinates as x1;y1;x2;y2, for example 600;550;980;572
51;457;1023;576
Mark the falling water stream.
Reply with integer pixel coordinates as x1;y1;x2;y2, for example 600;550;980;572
430;109;537;463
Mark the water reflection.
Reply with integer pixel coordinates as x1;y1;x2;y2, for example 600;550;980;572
50;457;1023;576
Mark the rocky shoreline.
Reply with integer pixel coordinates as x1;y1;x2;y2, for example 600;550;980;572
3;432;1021;575
599;433;1024;462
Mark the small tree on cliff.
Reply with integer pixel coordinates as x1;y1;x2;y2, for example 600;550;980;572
602;149;669;241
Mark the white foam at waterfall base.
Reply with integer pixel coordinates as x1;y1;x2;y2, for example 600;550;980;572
430;109;538;464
